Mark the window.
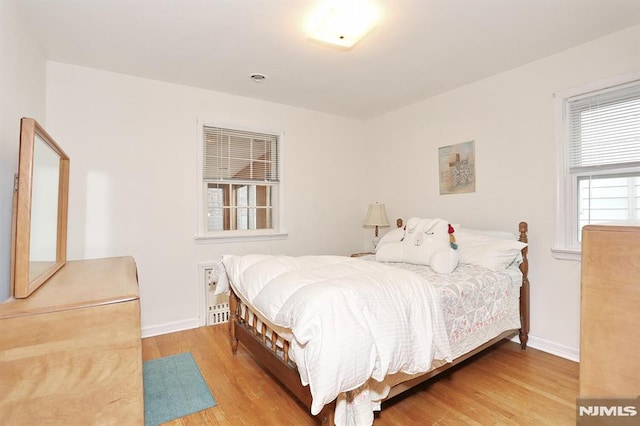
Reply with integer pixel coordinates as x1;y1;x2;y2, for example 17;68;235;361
197;124;284;241
554;76;640;259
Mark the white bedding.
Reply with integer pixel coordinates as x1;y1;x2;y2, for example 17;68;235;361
373;258;523;358
219;254;453;417
218;254;523;425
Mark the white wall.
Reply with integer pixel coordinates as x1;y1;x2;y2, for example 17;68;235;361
13;10;639;358
0;0;46;301
45;62;374;336
367;24;640;360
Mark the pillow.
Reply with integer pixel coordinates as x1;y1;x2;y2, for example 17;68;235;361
375;227;406;251
375;216;439;251
456;231;527;270
404;217;429;233
430;247;459;274
376;218;458;273
457;227;517;241
375;240;405;262
376;236;458;274
376;216;440;255
404;229;449;265
404;217;447;244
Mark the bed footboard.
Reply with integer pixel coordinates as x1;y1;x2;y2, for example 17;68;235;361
229;290;335;425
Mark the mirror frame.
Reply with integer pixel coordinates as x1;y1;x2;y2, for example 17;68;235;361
10;118;69;298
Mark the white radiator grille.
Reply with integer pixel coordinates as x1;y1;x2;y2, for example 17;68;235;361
205;266;230;325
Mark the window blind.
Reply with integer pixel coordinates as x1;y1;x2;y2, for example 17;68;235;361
203;126;279;182
568;80;640;173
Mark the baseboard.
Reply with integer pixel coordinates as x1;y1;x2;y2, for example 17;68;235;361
510;334;579;362
141;318;201;338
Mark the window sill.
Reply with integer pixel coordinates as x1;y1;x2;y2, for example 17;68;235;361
194;232;288;244
551;247;581;262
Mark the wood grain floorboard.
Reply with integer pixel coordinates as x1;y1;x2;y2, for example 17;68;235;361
142;325;578;425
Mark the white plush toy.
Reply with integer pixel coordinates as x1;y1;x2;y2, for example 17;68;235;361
376;218;459;274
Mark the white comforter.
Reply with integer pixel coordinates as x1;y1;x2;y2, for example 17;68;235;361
219;254;452;419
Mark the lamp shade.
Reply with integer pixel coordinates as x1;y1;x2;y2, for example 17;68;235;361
363;203;389;228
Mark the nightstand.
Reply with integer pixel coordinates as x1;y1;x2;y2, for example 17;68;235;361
351;252;374;258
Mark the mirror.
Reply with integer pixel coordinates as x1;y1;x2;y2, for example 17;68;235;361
10;118;69;298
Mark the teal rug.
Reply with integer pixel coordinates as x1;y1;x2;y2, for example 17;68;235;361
143;352;216;426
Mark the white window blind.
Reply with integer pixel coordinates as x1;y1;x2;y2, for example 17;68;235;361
197;123;283;239
203;126;279;182
554;75;640;260
567;81;640;173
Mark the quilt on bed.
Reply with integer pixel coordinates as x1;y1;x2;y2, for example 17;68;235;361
367;258;523;358
339;256;523;424
219;254;453;416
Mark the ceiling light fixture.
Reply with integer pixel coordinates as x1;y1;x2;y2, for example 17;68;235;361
249;73;267;83
307;0;379;49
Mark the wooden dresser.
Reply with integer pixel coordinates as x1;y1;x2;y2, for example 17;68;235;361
580;224;640;397
0;256;144;425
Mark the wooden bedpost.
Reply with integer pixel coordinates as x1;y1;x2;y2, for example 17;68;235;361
518;221;529;350
317;401;336;425
229;289;239;355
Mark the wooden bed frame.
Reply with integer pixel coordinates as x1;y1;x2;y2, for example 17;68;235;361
228;221;530;425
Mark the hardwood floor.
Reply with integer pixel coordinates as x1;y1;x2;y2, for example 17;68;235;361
141;325;579;425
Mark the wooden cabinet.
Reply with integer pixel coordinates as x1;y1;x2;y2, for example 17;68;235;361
580;224;640;397
0;256;143;425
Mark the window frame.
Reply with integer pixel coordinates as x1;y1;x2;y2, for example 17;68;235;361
553;72;640;261
195;120;287;243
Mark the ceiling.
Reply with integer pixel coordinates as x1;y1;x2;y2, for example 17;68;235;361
14;0;640;120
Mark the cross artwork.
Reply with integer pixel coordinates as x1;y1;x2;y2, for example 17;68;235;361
448;153;473;187
438;140;476;195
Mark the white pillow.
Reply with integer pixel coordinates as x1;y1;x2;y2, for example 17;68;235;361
375;227;406;251
404;218;447;243
456;231;527;270
375;240;405;262
376;216;438;254
376;238;458;274
376;218;458;273
430;247;460;274
457;227;517;241
404;217;429;233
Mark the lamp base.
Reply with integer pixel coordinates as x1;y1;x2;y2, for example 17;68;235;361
372;235;380;249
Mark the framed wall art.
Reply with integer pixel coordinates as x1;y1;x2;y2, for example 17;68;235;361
438;140;475;195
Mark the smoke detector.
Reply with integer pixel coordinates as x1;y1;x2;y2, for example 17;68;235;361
249;73;267;83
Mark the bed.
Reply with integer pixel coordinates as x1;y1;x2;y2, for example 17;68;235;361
216;219;529;425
